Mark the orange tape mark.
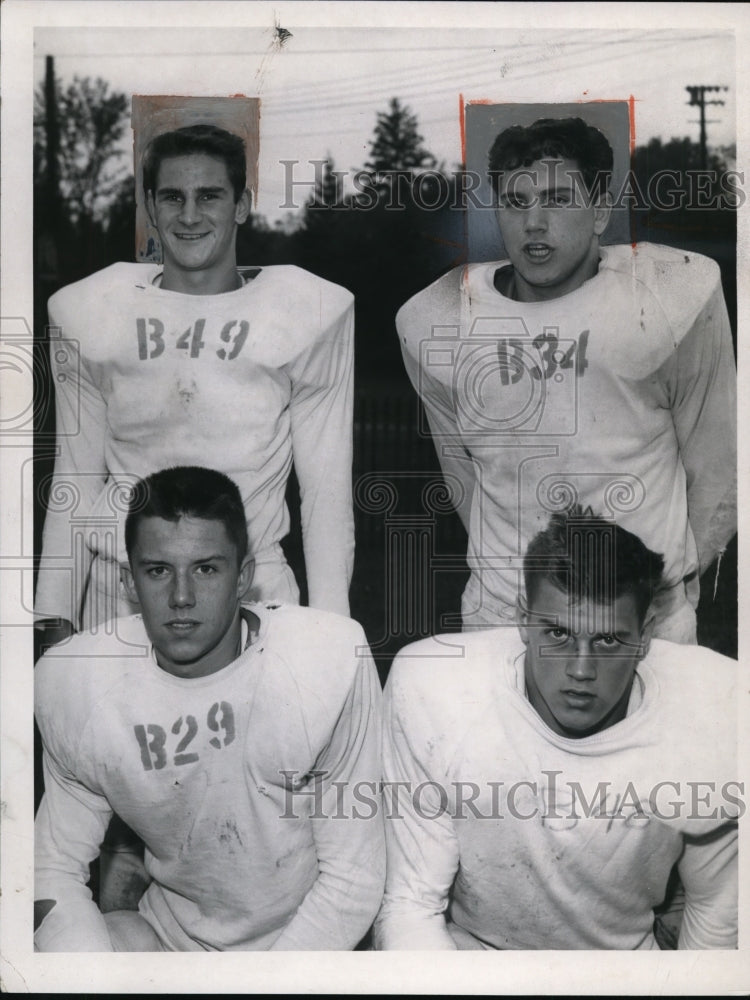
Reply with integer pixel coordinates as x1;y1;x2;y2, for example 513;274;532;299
459;92;466;166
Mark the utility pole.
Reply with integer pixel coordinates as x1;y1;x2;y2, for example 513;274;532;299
685;85;728;170
35;56;62;536
44;55;61;231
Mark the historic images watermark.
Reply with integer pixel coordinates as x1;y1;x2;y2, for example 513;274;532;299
279;160;745;212
278;770;745;822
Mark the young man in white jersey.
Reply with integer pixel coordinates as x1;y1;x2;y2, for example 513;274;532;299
34;466;384;952
375;507;739;950
34;123;357;912
35;123;355;650
397;116;736;641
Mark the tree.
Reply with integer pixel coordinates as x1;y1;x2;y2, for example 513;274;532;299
290;108;463;375
305;156;345;213
295;157;357;287
630;135;736;359
35;74;130;228
631;136;731;222
236;210;298;267
35;71;131;281
364;98;436;194
102;174;137;263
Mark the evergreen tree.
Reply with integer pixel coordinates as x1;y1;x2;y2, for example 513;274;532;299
296;157;357;287
364;98;436;195
305;157;345;213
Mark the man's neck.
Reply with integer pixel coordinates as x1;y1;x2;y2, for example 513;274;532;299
160;263;242;296
494;247;601;303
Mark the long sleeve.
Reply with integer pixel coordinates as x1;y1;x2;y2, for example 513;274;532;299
34;750;114;951
288;297;354;617
663;277;736;574
374;661;459;950
677;822;738;950
396;285;476;533
401;345;475;533
35;308;109;626
270;643;385;949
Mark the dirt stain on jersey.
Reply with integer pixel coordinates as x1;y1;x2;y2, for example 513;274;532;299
218;817;244;850
176;378;198;407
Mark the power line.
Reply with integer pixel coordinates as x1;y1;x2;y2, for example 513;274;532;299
31;43;607;58
34;33;731;121
262;35;724;123
32;30;728;62
262;29;630;104
34;34;735;166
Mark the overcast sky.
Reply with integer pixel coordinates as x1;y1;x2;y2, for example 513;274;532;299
33;22;736;224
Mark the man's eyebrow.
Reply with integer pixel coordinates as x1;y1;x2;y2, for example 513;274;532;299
529;614;564;628
137;554;230;565
155;185;228;197
500;182;576;197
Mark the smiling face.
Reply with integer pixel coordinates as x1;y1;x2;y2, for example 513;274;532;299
518;578;652;738
121;515;253;679
495;157;611;302
146;153;250;294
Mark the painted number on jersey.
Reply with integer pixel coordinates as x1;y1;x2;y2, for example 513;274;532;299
133;700;235;771
136;318;249;361
497;329;589;385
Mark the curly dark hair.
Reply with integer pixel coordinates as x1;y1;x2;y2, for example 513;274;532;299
488;117;613;199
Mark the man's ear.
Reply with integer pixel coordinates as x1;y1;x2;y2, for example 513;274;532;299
638;612;656;660
234;189;251;226
593;191;612;237
145;190;157;228
120;563;139;605
237;556;254;601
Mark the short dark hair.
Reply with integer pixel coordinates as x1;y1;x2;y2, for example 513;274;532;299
142;124;247;202
523;506;665;622
125;466;249;564
488;117;613;199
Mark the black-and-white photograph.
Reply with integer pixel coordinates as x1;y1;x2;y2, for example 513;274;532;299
1;1;747;993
